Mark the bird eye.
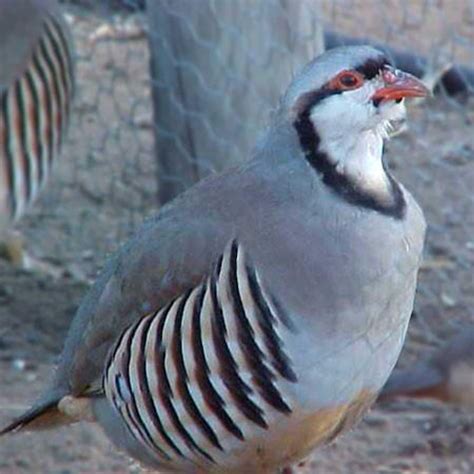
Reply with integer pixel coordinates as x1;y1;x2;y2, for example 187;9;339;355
327;70;364;92
338;73;360;88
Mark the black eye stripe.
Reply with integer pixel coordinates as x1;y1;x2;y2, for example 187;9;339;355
355;57;391;80
293;55;392;114
294;88;342;115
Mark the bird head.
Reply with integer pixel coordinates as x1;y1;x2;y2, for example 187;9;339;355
284;46;430;140
277;46;430;216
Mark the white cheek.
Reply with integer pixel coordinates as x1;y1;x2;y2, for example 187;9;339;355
309;82;407;140
310;95;369;139
378;100;407;122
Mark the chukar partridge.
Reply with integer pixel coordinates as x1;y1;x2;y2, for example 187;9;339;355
0;0;74;266
380;325;474;407
1;46;429;472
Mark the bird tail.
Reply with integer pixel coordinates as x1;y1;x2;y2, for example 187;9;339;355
0;391;73;435
0;384;97;436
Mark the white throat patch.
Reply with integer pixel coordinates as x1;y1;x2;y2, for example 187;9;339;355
308;92;406;201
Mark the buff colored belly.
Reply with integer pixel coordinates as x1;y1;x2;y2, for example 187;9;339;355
197;389;377;474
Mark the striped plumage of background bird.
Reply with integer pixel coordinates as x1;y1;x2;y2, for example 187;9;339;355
0;0;74;268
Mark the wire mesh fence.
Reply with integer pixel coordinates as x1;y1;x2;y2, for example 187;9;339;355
147;0;473;202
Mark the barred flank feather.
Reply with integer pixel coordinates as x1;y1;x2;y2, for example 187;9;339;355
0;14;74;222
104;241;297;467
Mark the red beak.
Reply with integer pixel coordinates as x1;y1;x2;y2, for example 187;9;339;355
372;67;431;103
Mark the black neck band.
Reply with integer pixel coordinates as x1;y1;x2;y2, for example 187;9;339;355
293;98;406;219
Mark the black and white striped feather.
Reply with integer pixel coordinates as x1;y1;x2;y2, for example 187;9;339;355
0;13;74;223
104;240;297;467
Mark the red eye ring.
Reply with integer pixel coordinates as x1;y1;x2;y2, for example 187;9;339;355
339;73;358;87
330;70;364;91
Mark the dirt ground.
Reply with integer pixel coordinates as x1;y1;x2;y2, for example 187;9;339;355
0;2;473;473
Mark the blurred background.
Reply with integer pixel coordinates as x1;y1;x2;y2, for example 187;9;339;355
0;0;473;472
